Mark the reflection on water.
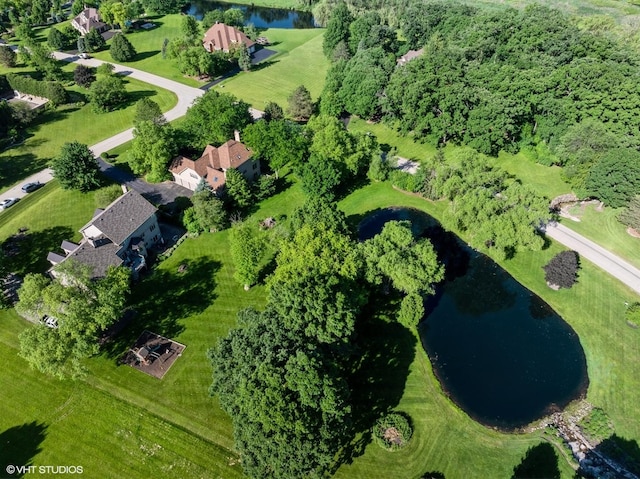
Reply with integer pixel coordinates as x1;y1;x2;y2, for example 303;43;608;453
184;1;316;28
359;207;589;430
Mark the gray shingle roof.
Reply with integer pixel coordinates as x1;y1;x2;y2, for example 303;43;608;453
66;239;123;279
82;190;157;245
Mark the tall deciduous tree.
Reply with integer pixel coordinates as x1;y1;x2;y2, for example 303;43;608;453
17;265;130;379
586;148;640;208
134;97;165;126
361;220;444;295
181;90;252;148
230;222;262;290
89;75;126;112
181;14;200;45
128;120;176;182
50;141;101;191
0;46;16;67
47;28;66;50
242;119;309;177
322;1;352;58
73;64;95;88
191;188;227;232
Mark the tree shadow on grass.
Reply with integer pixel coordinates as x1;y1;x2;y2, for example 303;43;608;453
0;152;40;189
335;293;416;468
511;442;560;479
133;50;160;62
2;226;75;276
0;421;47;478
101;257;221;359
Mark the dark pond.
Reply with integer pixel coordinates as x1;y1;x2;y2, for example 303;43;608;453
184;1;317;28
359;207;589;430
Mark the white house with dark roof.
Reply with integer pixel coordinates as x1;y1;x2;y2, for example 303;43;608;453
48;190;161;279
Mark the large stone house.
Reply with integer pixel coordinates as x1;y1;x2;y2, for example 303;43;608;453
169;133;260;192
71;7;108;36
48;190;161;279
202;23;256;54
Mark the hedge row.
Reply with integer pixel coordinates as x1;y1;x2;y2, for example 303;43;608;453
6;73;68;105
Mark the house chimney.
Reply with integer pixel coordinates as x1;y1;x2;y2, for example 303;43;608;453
234;130;241;142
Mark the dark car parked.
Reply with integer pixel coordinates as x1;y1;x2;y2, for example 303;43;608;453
21;182;43;193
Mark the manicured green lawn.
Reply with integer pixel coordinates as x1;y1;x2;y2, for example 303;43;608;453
2;177;640;479
90;15;201;87
219;28;328;109
560;203;640;270
0;65;177;193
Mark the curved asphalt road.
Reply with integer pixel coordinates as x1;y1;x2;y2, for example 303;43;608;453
1;53;204;204
544;222;640;296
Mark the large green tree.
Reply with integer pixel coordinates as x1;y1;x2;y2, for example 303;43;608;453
287;85;313;121
361;220;444;296
128;120;176;182
50;141;101;191
322;1;353;58
181;90;252;148
17;264;130;379
586;148;640;208
110;33;137;62
89;75;126;112
242;120;309;177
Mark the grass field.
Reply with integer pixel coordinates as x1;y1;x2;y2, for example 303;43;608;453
0;64;177;193
218;28;328;109
2;176;640;479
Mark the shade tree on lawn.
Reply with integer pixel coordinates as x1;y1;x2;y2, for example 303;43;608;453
73;64;96;88
50;141;101;192
88;74;126;112
128;120;176;182
110;33;137;62
543;250;580;289
134;97;165;126
224;167;253;210
17;263;130;379
180;90;252;149
183;188;227;234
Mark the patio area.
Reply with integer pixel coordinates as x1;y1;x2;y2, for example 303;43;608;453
121;330;185;379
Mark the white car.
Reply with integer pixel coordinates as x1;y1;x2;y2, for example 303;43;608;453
0;198;19;210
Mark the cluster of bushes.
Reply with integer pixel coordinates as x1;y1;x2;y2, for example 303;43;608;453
373;412;413;451
5;73;68;105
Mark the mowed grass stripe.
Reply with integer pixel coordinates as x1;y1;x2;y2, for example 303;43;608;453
220;28;329;108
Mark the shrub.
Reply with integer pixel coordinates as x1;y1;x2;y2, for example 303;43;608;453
0;46;16;67
543;250;580;289
373;412;413;451
626;302;640;327
94;184;123;208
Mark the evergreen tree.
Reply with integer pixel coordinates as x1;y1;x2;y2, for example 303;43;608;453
322;1;353;58
110;33;137;62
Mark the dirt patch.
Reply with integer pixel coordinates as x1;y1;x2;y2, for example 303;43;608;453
383;427;404;446
121;330;186;379
627;227;640;238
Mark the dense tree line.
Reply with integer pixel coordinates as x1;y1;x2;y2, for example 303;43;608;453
320;1;640;209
